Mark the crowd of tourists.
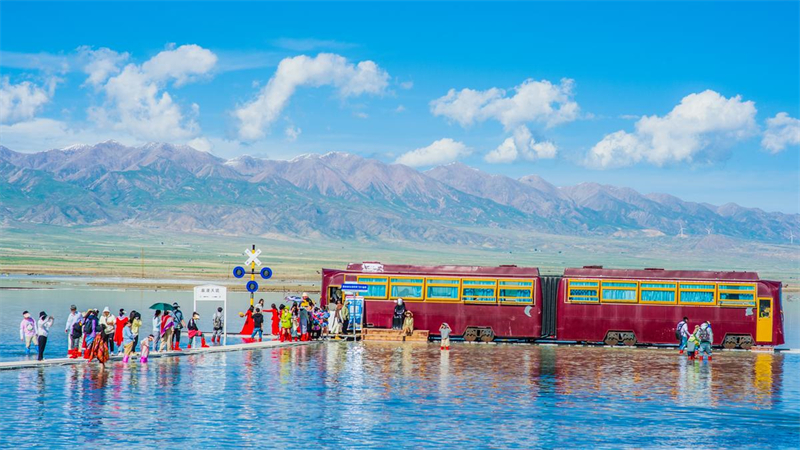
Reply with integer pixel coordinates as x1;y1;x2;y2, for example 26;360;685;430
676;316;714;360
19;302;217;366
243;293;352;343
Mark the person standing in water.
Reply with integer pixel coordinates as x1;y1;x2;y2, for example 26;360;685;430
99;307;116;354
187;312;210;348
82;309;99;359
114;309;129;355
279;304;292;342
212;307;224;344
439;323;452;351
121;321;135;363
139;335;154;363
269;304;280;337
129;311;142;352
19;311;38;356
159;310;175;352
251;308;264;342
172;303;186;351
36;311;54;361
152;310;162;352
64;305;81;353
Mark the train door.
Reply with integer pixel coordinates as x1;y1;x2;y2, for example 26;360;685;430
756;297;773;343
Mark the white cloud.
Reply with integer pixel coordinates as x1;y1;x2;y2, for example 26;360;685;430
400;81;414;90
187;137;213;153
485;125;557;163
762;112;800;153
0;77;56;124
285;125;301;142
395;105;406;113
354;111;369;119
234;53;390;141
141;44;217;86
88;44;217;141
78;47;130;86
430;78;579;129
395;138;471;167
586;90;757;169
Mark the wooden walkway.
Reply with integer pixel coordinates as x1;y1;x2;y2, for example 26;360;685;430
0;339;319;371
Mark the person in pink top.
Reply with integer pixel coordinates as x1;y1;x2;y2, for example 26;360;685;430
19;311;37;356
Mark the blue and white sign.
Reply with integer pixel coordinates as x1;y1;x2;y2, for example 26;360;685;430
341;283;369;292
346;295;364;332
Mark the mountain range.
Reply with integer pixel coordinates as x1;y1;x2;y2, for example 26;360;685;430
1;141;797;245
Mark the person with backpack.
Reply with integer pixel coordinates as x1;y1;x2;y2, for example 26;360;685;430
82;309;99;358
172;303;186;351
68;313;84;359
676;317;689;354
19;311;38;356
698;322;714;361
212;307;224;344
64;305;82;353
686;325;700;360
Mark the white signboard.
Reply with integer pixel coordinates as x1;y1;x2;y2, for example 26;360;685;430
193;284;228;345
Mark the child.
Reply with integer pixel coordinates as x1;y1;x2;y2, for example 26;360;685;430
402;311;414;336
440;323;452;350
212;307;224;344
187;312;210;348
686;325;700;360
19;311;37;356
139;335;153;363
251;308;264;342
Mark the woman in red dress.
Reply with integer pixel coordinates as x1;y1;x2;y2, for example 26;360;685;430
113;309;129;354
238;306;254;336
270;303;280;337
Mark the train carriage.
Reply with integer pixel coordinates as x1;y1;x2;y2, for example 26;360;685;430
321;262;542;341
557;266;784;348
320;262;784;348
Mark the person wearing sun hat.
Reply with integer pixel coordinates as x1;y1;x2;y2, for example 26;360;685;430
64;305;81;353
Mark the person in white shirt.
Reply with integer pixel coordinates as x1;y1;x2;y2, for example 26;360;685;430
37;311;54;361
65;305;82;352
99;307;116;353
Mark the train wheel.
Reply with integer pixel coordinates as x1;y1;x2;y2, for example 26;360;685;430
604;332;620;346
463;328;479;342
739;335;754;350
722;336;737;349
479;328;495;342
621;332;637;346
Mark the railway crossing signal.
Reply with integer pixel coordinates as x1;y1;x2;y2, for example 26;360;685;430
232;244;272;306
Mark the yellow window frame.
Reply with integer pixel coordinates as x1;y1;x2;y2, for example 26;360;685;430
425;278;462;303
599;279;639;303
639;281;677;305
357;275;389;300
388;276;425;302
498;278;534;305
678;281;718;306
567;279;600;303
461;278;498;304
717;282;757;308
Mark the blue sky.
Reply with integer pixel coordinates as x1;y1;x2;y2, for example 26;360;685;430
1;1;799;212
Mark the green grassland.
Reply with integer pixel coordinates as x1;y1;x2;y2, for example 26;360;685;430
1;223;798;291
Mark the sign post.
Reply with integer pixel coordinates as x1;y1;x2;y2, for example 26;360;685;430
341;283;368;340
193;285;227;345
232;244;273;339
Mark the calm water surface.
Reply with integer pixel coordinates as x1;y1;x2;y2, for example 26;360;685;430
0;285;798;448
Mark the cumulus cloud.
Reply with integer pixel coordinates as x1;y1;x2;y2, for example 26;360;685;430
88;44;217;141
285;125;302;142
234;53;390;141
78;47;130;86
395;138;471;167
485;125;557;163
0;77;56;124
187;137;213;153
762;112;800;153
585;90;757;169
430;78;579;129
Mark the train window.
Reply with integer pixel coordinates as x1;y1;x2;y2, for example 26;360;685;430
678;283;717;306
461;279;498;304
357;276;388;300
389;277;424;301
498;279;534;305
639;282;677;304
600;280;638;303
717;283;757;307
425;278;461;302
568;279;599;303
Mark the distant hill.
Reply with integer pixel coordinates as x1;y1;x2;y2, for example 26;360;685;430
1;141;797;244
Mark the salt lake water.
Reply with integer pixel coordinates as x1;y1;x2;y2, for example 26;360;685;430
0;284;798;448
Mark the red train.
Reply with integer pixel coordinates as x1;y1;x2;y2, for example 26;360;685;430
321;262;784;348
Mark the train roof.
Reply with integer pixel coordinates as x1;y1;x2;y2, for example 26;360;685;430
565;266;760;281
343;262;539;277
